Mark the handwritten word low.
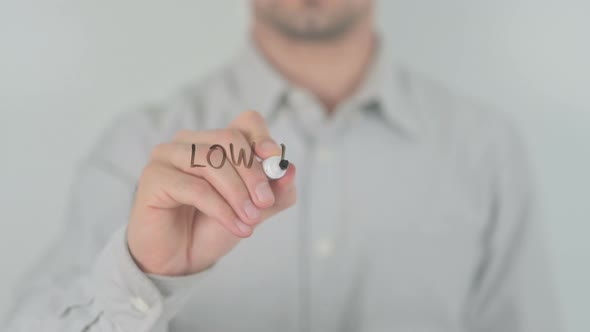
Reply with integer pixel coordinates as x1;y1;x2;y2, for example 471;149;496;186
190;143;287;169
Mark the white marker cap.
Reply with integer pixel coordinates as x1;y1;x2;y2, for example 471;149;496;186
262;156;288;180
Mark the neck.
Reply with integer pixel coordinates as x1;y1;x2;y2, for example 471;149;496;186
252;16;376;113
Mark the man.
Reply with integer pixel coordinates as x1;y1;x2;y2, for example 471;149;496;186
4;0;559;331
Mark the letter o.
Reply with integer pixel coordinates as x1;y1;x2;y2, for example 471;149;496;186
207;144;227;169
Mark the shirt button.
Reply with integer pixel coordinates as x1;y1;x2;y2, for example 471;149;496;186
130;296;150;314
314;237;335;258
316;147;333;163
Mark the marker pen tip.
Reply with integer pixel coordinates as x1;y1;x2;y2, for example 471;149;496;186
279;159;289;170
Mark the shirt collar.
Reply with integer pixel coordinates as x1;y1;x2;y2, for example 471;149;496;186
351;40;423;137
230;35;422;137
230;36;290;120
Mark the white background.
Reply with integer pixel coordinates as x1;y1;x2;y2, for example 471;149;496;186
1;1;588;331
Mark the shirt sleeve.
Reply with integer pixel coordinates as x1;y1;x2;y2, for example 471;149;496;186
2;108;205;331
464;117;561;332
93;225;204;332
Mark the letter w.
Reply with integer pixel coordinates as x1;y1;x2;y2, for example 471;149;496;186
229;143;255;168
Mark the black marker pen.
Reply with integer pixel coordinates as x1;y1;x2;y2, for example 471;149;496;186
262;143;289;179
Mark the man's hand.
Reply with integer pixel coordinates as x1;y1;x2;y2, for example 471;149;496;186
127;111;297;276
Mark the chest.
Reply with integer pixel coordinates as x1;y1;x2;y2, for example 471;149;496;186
174;113;490;331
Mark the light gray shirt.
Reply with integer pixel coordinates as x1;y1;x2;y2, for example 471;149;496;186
3;39;559;332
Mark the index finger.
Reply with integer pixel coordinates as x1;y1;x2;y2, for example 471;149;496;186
228;110;282;159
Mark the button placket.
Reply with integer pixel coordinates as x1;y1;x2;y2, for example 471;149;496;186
307;133;346;331
286;88;327;140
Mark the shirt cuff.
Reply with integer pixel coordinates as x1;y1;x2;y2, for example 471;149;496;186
92;225;205;331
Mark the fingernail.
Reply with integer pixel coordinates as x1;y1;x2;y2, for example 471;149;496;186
244;200;260;220
255;182;275;204
235;219;252;234
259;139;280;155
